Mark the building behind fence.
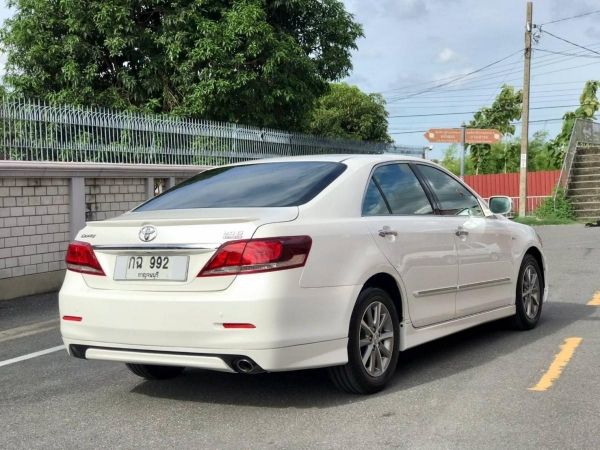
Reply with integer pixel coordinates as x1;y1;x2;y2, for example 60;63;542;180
0;99;426;165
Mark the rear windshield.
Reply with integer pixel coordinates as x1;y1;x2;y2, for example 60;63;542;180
135;162;347;211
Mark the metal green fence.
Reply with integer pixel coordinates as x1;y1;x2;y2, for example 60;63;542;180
0;99;426;165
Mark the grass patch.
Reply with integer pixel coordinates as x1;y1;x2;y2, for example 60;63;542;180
514;216;577;226
514;187;578;225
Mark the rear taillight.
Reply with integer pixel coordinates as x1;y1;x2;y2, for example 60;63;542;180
65;241;105;276
198;236;312;277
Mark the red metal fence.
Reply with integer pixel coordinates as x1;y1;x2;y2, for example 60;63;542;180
463;170;560;213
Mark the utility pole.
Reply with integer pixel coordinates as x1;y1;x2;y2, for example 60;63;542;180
460;122;466;179
519;1;533;217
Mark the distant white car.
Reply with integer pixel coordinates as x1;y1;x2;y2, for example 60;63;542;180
59;155;547;394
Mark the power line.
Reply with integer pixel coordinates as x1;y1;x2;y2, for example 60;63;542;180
389;118;565;135
535;48;600;58
389;49;524;101
540;29;600;56
386;63;600;102
540;9;600;26
389;99;585;110
382;42;600;100
379;41;600;96
387;92;583;105
387;62;600;101
378;52;523;95
388;104;594;119
386;88;585;104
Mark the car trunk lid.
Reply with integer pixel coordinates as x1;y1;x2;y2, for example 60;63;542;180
78;207;298;291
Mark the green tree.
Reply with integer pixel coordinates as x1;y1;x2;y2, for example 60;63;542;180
477;131;555;174
468;85;522;174
0;0;363;130
549;80;599;167
305;83;391;142
528;130;560;171
439;144;473;176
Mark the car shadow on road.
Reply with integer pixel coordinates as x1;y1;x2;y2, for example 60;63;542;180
130;301;596;408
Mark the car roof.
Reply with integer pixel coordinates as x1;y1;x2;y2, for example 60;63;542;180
227;154;427;166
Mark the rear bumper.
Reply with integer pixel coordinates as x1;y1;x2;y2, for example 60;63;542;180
59;271;358;371
63;337;348;372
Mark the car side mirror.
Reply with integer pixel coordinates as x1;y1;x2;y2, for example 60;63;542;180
488;196;513;215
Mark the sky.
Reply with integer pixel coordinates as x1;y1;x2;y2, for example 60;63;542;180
0;1;599;160
341;0;600;159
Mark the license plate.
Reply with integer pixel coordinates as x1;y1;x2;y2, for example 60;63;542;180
114;255;189;281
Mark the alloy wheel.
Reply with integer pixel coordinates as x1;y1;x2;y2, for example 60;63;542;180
359;301;394;377
522;265;540;320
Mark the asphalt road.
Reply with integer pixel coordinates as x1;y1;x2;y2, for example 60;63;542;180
1;224;599;449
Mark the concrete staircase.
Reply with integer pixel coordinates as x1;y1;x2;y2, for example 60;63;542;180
568;146;600;222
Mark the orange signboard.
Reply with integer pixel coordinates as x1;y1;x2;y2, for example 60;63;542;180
465;129;502;144
424;128;462;143
424;128;502;144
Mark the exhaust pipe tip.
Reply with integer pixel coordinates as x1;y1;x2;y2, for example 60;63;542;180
233;358;256;374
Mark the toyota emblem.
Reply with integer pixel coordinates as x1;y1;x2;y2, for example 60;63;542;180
139;225;157;242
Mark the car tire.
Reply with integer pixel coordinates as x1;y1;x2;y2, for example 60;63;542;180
125;363;185;380
513;254;544;330
328;287;400;394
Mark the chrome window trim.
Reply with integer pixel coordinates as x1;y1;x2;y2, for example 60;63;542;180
92;244;217;252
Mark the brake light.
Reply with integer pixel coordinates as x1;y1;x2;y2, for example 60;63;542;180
198;236;312;277
65;241;105;276
223;323;256;329
62;315;83;322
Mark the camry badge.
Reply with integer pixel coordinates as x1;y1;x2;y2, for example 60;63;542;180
139;225;157;242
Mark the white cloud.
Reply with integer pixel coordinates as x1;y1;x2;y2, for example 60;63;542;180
437;48;458;63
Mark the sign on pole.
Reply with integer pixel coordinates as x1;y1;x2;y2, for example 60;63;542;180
423;129;462;143
424;128;503;180
424;128;502;144
465;129;503;144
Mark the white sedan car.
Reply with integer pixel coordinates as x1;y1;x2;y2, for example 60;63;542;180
59;155;546;394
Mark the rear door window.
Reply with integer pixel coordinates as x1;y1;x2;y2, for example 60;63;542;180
135;162;346;211
363;179;391;215
363;163;433;215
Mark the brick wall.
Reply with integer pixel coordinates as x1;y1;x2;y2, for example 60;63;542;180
0;162;207;299
85;178;147;221
0;177;70;280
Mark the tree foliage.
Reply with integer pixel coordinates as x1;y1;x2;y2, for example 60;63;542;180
0;0;363;130
439;144;473;176
468;85;522;174
548;80;599;167
305;83;391;142
441;131;558;175
442;81;598;175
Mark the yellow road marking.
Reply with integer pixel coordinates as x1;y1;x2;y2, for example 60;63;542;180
529;337;583;392
587;291;600;306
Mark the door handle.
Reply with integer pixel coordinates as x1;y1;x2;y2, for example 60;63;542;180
455;227;469;237
378;228;398;237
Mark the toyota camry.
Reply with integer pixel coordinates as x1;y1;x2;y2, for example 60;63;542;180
59;155;547;394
